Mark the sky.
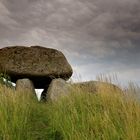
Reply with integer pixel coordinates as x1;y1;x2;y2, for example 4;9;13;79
0;0;140;86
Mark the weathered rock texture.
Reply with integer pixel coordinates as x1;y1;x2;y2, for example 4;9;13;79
16;78;35;94
0;46;73;88
73;81;122;94
45;78;72;101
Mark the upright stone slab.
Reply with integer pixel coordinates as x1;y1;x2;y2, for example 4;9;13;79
0;46;73;88
45;78;72;101
16;78;35;94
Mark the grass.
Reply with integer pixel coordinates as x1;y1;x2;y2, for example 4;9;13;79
0;78;139;140
0;84;50;140
46;83;140;140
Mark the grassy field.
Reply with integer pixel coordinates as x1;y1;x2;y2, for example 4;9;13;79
0;79;139;140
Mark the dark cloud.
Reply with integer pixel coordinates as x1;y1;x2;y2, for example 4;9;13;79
0;0;140;85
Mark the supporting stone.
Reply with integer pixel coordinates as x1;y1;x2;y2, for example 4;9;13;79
16;78;36;94
41;78;71;102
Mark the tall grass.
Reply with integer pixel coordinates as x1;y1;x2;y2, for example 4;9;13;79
0;85;32;140
0;85;48;140
46;81;140;140
0;77;139;140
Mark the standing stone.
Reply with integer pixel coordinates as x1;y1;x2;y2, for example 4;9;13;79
0;46;73;89
16;78;35;94
45;78;72;101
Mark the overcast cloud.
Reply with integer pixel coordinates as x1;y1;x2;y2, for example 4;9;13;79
0;0;140;86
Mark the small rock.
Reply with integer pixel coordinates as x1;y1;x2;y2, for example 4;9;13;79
16;78;35;94
45;78;71;101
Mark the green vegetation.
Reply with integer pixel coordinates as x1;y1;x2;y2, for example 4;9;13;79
0;73;13;88
46;84;140;140
0;85;49;140
0;77;139;140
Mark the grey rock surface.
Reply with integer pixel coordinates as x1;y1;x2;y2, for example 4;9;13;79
16;78;35;94
46;78;72;101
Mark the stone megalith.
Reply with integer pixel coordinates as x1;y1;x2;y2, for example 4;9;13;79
0;46;73;89
16;78;35;94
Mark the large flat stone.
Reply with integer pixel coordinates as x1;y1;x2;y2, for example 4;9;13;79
0;46;73;88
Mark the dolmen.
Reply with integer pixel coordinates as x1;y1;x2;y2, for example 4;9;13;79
0;46;122;102
0;46;73;100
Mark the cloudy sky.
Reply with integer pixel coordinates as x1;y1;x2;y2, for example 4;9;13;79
0;0;140;86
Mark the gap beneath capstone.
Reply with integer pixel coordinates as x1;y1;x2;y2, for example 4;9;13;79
35;89;44;101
